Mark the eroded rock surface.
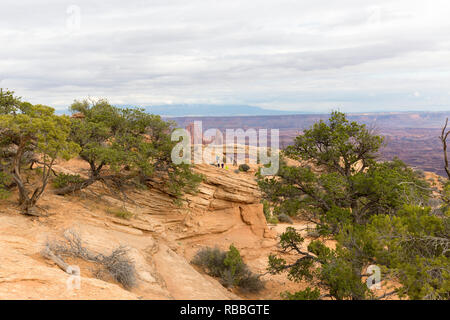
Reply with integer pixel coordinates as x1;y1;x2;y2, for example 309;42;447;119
0;161;276;300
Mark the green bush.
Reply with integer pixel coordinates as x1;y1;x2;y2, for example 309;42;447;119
60;99;202;201
52;173;83;189
239;164;250;172
0;172;11;199
281;287;321;300
223;244;245;286
267;216;279;224
236;270;265;292
192;245;264;292
107;207;134;220
262;200;279;224
191;246;227;278
0;186;9;199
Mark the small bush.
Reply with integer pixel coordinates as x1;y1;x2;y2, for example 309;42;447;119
281;287;321;300
0;182;10;200
267;216;279;224
277;213;293;224
52;173;83;189
262;200;270;218
97;246;137;289
239;164;250;172
0;188;9;199
306;226;320;238
415;169;426;178
192;245;264;292
237;270;265;293
107;207;134;220
191;246;227;278
263;200;278;224
0;172;11;199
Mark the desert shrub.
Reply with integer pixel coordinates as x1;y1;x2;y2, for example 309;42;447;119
107;207;134;220
277;213;293;224
239;164;250;172
306;227;320;238
281;287;321;300
0;187;9;199
192;245;264;292
0;172;11;199
267;216;279;224
415;169;426;178
44;230;137;289
236;269;265;293
52;173;83;189
191;246;227;278
96;246;137;289
234;169;240;174
0;95;80;214
262;200;270;218
262;200;277;224
223;245;245;285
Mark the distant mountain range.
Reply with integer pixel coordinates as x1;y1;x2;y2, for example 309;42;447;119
57;104;450;118
140;104;307;117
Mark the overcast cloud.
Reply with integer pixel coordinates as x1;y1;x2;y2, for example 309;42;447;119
1;0;450;112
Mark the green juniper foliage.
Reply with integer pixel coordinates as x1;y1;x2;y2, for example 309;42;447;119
0;90;80;214
192;245;264;292
260;112;448;300
1;91;201;213
257;112;429;224
239;163;250;172
0;89;23;198
54;98;202;201
52;173;84;189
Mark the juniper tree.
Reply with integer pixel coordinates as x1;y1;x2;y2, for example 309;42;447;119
54;99;202;201
257;111;430;228
259;112;445;300
0;94;79;214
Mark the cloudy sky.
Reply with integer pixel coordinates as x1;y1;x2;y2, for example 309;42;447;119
1;0;450;112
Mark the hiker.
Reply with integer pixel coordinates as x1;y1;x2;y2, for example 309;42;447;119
216;155;220;167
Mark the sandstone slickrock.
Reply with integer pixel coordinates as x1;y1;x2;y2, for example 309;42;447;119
0;160;276;299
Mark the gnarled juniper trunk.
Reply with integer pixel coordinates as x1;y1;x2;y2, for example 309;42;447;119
53;159;104;195
53;176;100;195
11;140;55;215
